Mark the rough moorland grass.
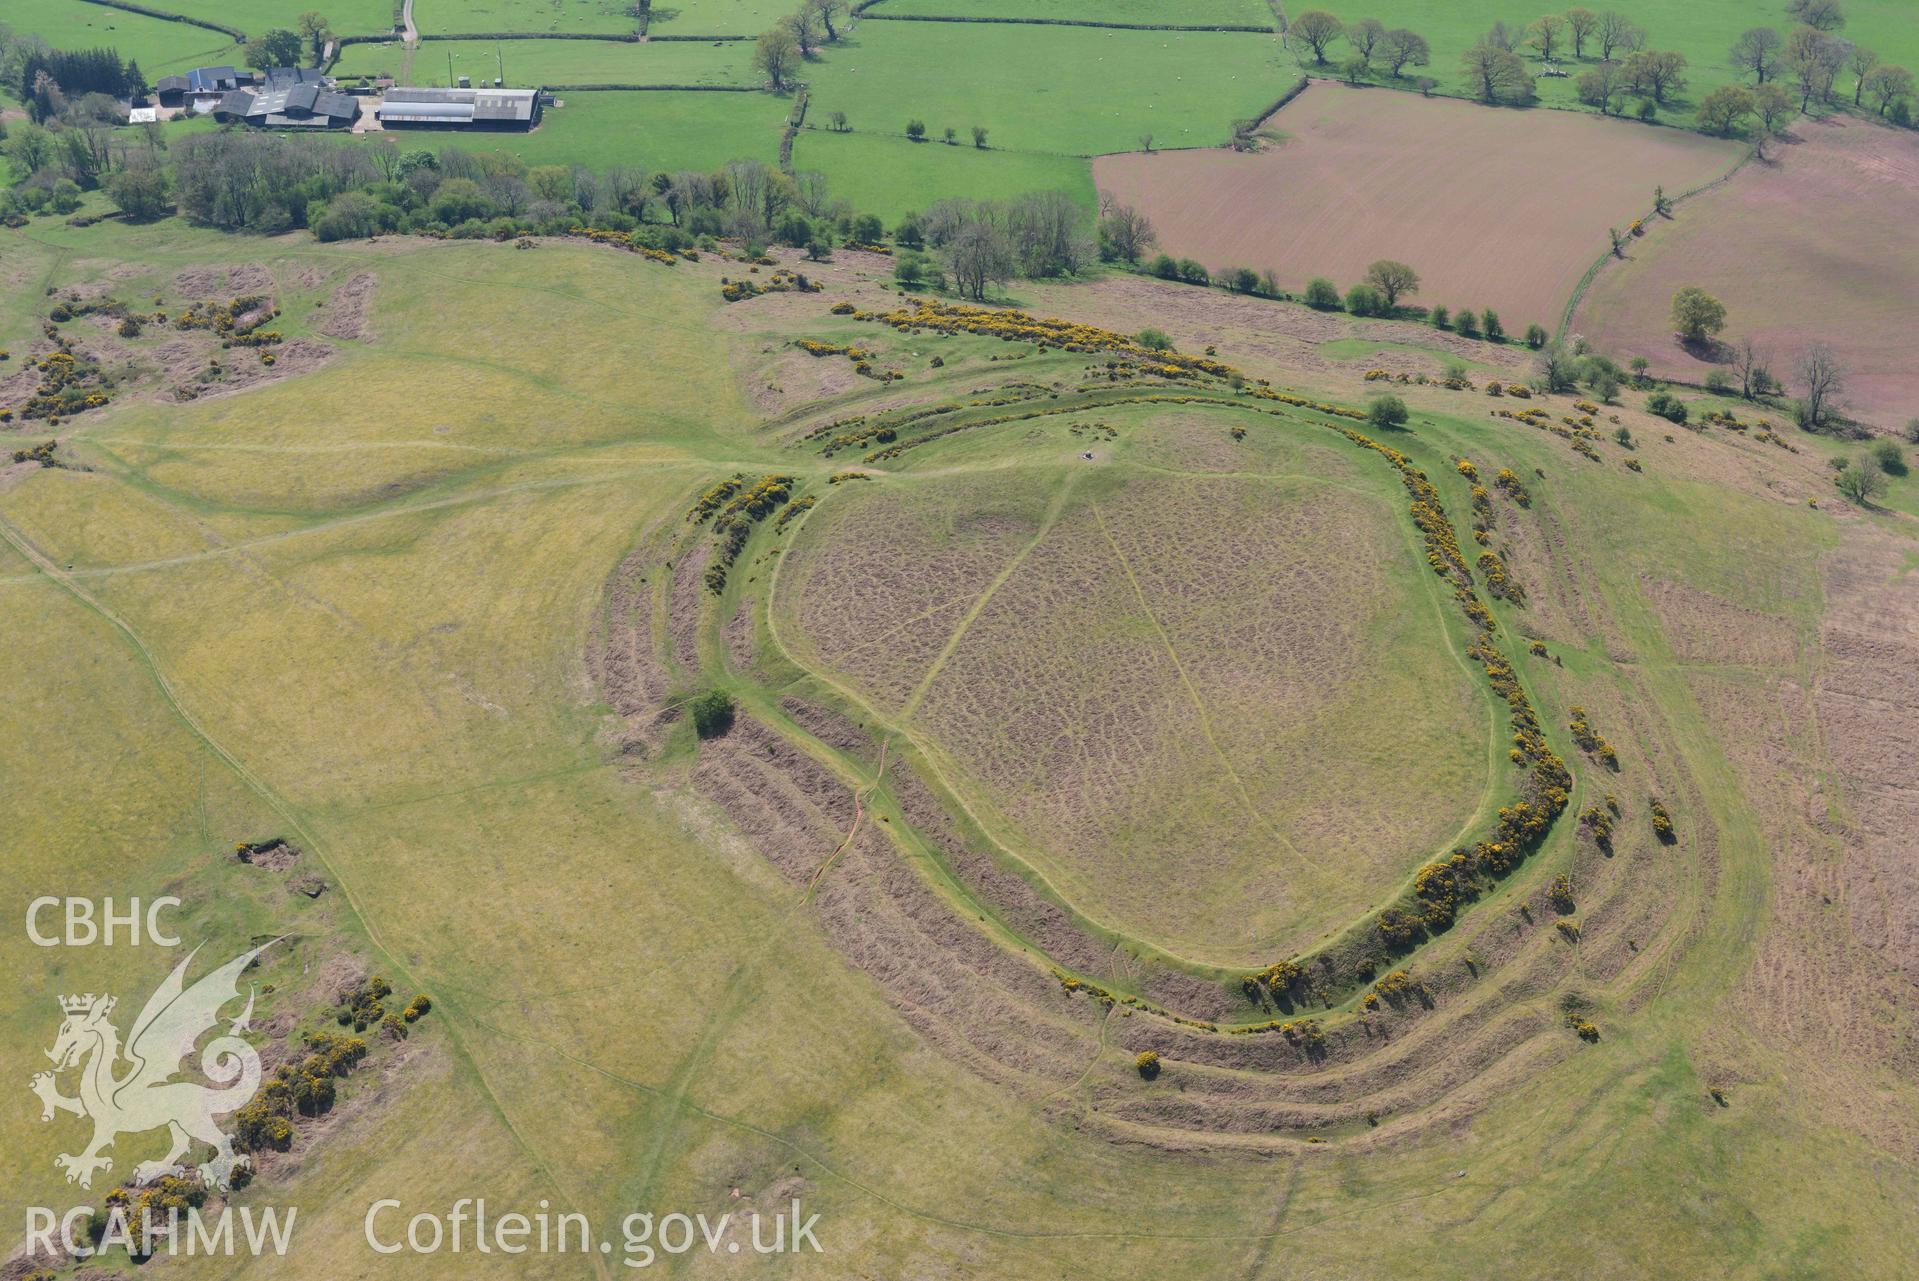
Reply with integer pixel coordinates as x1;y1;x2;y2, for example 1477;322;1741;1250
2;224;1914;1280
334;34;761;85
790;127;1095;222
872;0;1276;25
804;23;1292;155
466;86;785;169
6;0;241;73
773;425;1492;963
1299;0;1919;126
0;226;1290;1280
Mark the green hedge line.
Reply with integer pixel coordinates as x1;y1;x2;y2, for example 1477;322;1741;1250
418;31;641;42
858;12;1274;33
548;82;760;91
1245;74;1310;129
76;0;244;42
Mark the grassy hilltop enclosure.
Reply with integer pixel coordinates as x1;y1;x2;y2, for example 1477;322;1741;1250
774;451;1492;963
2;216;1916;1277
3;0;1919;1274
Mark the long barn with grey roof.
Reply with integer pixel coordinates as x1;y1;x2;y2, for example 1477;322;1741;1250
377;86;542;130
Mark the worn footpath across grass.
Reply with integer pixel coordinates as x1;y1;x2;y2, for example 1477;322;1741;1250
0;221;1915;1278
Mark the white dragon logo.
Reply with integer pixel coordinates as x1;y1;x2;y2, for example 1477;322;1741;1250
29;941;278;1192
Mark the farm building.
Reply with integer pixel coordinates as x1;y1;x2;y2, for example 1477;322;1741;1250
377;86;542;130
214;69;358;129
153;65;242;107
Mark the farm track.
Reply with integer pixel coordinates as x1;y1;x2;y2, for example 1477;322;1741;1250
399;0;419;78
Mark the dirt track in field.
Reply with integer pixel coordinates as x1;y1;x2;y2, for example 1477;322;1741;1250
1093;82;1741;335
1573;114;1919;430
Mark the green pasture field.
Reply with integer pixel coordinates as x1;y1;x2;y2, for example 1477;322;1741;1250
334;34;759;84
869;0;1277;25
155;0;397;39
3;0;241;74
642;0;798;35
789;126;1095;221
1305;0;1919;125
414;0;642;36
470;86;784;169
803;23;1292;155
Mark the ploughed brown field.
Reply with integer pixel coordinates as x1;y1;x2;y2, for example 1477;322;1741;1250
1094;83;1742;334
1574;114;1919;430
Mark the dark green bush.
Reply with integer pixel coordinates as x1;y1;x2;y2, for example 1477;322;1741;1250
1646;390;1688;423
690;690;735;739
1367;394;1409;428
1303;277;1341;310
1344;282;1387;316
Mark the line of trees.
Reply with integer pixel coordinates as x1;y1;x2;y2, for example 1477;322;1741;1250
1289;6;1912;127
254;138;883;249
1;31;169;218
906;191;1096;299
1727;4;1912;128
1662;284;1865;433
753;0;850;90
10;107;1110;309
1284;12;1433;89
2;28;146;121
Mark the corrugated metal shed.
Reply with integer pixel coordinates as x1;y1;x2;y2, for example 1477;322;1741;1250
379;86;540;127
473;90;538;123
382;103;474;123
